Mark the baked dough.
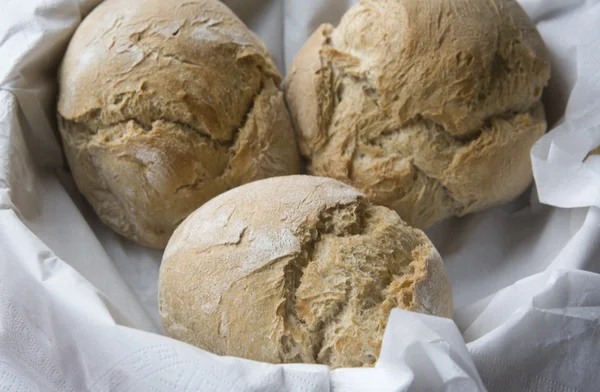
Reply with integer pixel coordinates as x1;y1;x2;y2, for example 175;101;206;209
285;0;550;228
159;175;453;368
57;0;300;248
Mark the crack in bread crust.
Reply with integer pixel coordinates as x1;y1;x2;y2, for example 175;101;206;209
278;198;433;367
61;75;270;197
279;199;367;363
158;176;452;368
60;76;270;149
57;0;300;249
313;26;529;154
58;77;292;247
287;0;550;229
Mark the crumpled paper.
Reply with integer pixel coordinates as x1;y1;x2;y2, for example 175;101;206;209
0;0;599;391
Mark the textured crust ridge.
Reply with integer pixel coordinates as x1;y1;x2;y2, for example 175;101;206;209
285;0;550;229
278;200;368;364
60;75;266;145
57;0;299;248
158;176;453;368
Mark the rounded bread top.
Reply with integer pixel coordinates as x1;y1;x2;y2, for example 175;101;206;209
284;0;550;228
328;0;548;138
159;175;453;368
58;0;280;142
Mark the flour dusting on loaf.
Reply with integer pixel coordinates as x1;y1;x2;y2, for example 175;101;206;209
57;0;300;248
285;0;550;229
159;176;453;368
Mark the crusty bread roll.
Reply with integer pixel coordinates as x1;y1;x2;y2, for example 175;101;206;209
285;0;550;229
159;175;453;368
57;0;300;248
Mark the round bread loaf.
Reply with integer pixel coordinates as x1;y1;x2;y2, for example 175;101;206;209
159;175;453;368
285;0;550;229
57;0;300;248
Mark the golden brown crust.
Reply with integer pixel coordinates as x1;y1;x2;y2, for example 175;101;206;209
159;175;453;368
285;24;335;157
285;0;550;229
57;0;300;248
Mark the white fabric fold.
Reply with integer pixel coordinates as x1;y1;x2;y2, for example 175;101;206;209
1;0;599;390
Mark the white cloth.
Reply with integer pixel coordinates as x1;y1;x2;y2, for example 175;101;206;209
1;0;599;390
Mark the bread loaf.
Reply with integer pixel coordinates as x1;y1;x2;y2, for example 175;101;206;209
285;0;550;229
159;175;453;368
57;0;300;248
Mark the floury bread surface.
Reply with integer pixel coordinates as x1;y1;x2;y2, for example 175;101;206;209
159;176;453;368
57;0;300;248
285;0;550;229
